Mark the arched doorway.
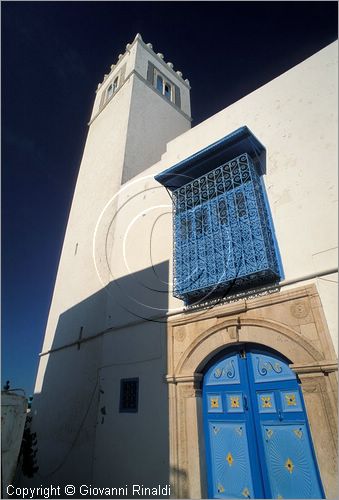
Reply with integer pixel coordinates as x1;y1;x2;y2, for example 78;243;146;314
203;345;325;498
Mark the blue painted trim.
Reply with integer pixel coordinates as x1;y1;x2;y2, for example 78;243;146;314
155;128;285;303
257;392;277;413
246;349;325;498
207;393;224;413
203;351;265;498
203;347;325;498
171;153;282;303
155;126;266;191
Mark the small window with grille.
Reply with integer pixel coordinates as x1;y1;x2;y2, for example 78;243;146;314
146;62;181;108
112;76;118;93
154;68;173;101
107;83;113;99
119;378;139;413
107;76;119;100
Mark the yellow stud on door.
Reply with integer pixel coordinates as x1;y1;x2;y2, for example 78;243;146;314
285;394;297;406
261;395;272;408
217;483;225;493
226;452;234;466
293;428;303;439
285;458;294;474
230;396;240;408
210;397;219;408
242;487;250;498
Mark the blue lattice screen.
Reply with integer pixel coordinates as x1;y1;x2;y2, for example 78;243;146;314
172;153;281;303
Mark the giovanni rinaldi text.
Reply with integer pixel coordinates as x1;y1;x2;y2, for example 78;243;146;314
7;484;171;498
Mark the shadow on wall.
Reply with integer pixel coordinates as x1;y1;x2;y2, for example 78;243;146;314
17;262;171;497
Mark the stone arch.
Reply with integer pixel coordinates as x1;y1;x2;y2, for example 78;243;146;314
168;290;337;499
176;316;323;377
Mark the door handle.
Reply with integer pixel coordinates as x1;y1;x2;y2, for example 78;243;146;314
243;394;248;411
278;410;283;421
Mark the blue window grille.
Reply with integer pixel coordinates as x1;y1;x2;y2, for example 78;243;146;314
155;127;283;305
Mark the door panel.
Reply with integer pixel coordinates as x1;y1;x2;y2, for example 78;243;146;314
280;390;303;412
203;348;325;499
208;421;254;499
249;352;295;383
204;354;241;386
261;423;324;499
256;391;277;413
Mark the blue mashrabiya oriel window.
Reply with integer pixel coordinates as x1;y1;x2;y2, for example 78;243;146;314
155;126;283;305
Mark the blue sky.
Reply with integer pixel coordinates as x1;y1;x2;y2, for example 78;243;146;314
2;1;337;397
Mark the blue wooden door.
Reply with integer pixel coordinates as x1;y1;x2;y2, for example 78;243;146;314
203;347;325;498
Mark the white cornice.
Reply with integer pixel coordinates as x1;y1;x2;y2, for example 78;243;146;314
96;33;190;93
89;68;192;127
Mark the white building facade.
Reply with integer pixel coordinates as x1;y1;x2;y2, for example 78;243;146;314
26;35;337;498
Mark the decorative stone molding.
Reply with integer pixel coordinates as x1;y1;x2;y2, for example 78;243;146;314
297;372;338;496
291;360;338;374
290;300;310;318
175;316;323;377
166;374;203;385
227;324;239;341
174;327;186;342
166;284;338;498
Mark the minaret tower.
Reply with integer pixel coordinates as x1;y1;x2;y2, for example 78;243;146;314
30;34;191;486
91;33;191;184
37;33;191;358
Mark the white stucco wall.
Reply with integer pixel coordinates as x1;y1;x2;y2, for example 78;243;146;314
92;320;169;488
30;35;192;490
28;41;337;491
39;73;133;356
2;393;28;494
122;75;191;183
91;42;338;488
38;35;191;359
111;40;338;344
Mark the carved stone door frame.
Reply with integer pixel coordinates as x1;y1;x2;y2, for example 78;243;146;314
166;285;338;498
